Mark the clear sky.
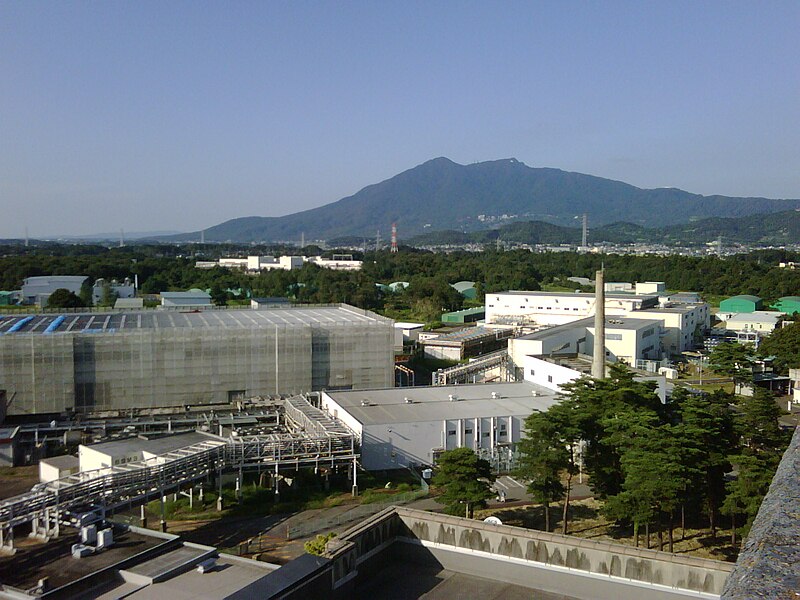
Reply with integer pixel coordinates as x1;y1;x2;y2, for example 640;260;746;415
1;1;799;238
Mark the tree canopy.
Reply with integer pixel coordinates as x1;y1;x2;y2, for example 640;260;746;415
433;447;495;518
46;288;86;308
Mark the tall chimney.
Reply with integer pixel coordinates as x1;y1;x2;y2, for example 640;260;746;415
592;269;605;378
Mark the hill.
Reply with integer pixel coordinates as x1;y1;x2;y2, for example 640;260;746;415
408;210;800;247
165;158;800;243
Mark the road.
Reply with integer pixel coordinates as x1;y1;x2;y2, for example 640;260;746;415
490;475;592;505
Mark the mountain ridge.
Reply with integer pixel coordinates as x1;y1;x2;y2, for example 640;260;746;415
161;158;800;243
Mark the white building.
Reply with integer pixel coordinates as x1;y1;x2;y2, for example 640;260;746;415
203;254;362;272
485;291;659;328
320;382;558;471
522;355;667;402
91;278;136;305
722;312;781;334
78;431;222;473
632;303;709;356
394;322;425;352
508;316;662;368
487;288;709;358
39;454;79;483
307;255;362;271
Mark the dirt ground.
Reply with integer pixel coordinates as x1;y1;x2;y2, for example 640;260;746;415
0;466;38;501
476;498;739;562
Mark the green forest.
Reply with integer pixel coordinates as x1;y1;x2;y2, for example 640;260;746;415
2;244;800;319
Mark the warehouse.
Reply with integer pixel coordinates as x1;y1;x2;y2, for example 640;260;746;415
0;305;393;417
319;381;558;471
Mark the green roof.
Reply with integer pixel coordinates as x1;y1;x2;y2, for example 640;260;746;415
724;295;761;302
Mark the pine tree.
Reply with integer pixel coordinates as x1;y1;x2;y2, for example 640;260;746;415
433;447;495;518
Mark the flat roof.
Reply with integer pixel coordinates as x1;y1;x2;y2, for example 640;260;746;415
114;554;278;600
325;381;558;426
726;313;779;324
40;454;79;469
83;431;220;457
0;305;389;335
591;317;662;331
423;326;510;344
496;290;657;300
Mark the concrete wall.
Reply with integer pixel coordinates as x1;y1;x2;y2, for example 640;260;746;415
721;426;800;599
313;507;732;599
394;508;731;597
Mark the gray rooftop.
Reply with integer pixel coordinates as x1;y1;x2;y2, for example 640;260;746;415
0;305;389;335
325;381;558;426
83;431;221;457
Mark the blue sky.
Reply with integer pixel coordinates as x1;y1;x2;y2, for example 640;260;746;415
1;1;798;237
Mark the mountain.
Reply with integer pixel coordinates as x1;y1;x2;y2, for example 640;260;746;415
165;158;800;243
408;210;800;247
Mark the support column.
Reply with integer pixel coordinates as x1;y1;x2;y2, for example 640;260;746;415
351;457;359;497
160;492;167;532
140;504;148;528
0;526;15;555
217;466;224;511
273;463;280;501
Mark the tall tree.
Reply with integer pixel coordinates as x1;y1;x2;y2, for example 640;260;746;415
515;411;567;532
708;342;753;393
433;447;495;518
758;320;800;374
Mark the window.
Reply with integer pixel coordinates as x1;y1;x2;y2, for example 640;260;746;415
448;430;456;436
547;375;553;383
605;333;623;340
465;428;473;434
642;328;655;337
483;432;490;437
529;369;535;376
500;423;507;430
498;431;507;437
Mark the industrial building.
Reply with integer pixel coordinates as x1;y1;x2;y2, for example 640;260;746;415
200;254;363;272
486;290;659;328
159;290;212;308
0;305;393;417
90;278;135;305
420;326;514;360
319;381;558;471
486;288;709;358
719;294;763;314
21;276;88;306
508;316;663;369
772;296;800;315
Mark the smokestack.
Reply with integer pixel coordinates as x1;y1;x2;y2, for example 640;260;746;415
592;269;605;379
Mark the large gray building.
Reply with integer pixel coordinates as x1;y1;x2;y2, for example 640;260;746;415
21;276;88;306
320;381;558;471
0;305;393;417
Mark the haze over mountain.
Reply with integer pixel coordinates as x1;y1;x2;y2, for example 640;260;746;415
165;158;800;243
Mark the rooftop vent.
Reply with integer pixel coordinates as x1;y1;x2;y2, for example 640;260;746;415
404;397;414;404
491;391;500;399
531;390;539;397
360;399;371;407
448;394;458;402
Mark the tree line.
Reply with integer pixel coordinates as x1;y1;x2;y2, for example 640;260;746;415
514;365;790;551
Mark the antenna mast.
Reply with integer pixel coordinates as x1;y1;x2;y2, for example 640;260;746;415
391;223;398;253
